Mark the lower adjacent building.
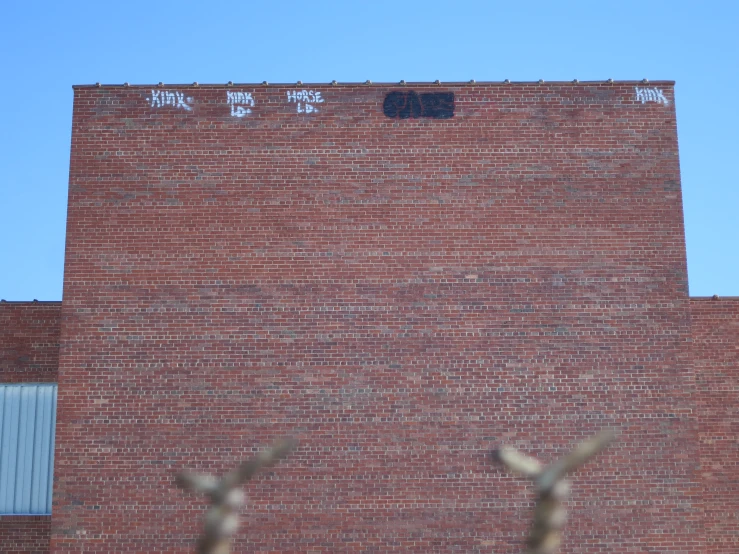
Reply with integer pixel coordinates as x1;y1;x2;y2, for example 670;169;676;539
1;80;737;553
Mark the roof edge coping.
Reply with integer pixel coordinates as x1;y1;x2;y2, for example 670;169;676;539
73;79;676;89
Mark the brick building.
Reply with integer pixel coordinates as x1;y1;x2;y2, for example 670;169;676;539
1;80;737;553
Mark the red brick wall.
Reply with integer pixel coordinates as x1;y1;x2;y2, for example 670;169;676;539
0;517;52;554
692;297;739;553
0;302;60;552
54;81;704;553
0;302;61;383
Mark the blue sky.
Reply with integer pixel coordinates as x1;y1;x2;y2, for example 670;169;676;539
1;0;736;300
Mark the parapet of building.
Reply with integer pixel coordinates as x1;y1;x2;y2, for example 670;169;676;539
0;302;60;384
0;80;737;553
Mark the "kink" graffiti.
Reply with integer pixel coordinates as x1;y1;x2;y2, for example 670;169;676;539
147;90;193;111
634;87;669;105
383;91;454;119
286;90;324;114
227;91;255;117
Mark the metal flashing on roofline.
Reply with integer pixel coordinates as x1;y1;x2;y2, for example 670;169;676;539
0;300;62;304
73;79;676;89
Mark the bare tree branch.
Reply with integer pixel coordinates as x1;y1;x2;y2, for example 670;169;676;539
494;429;617;554
176;437;297;554
495;446;543;478
536;429;616;493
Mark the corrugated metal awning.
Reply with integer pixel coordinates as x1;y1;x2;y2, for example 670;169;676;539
0;384;57;515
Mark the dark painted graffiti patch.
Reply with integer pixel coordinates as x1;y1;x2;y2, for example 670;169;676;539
383;91;454;119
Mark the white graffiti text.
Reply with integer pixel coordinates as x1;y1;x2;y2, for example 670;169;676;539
147;90;193;111
286;89;324;114
635;87;669;106
227;91;255;117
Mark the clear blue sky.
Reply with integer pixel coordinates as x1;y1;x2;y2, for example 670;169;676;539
1;0;736;300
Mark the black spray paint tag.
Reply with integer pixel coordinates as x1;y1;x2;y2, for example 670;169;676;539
383;91;455;119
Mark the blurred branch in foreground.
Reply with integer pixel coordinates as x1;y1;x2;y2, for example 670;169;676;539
494;429;617;554
175;438;297;554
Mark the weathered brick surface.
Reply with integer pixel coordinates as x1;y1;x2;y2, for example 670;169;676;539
692;297;739;553
0;302;61;383
52;81;707;553
0;302;59;551
0;517;52;553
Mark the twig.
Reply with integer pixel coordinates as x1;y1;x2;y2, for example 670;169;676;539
494;429;616;554
176;438;297;554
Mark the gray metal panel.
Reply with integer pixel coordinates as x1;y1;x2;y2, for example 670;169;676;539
0;384;57;515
